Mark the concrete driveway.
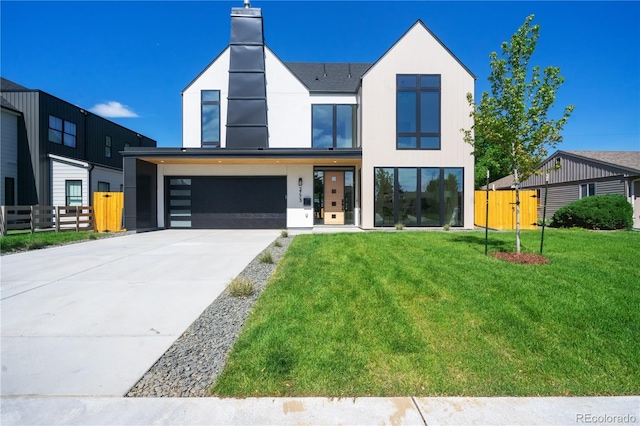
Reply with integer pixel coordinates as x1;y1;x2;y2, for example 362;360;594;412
0;229;279;396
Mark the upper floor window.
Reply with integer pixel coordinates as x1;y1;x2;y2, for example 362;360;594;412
98;181;110;192
202;90;220;147
397;74;440;150
105;135;112;158
580;183;595;198
312;104;356;148
49;115;77;148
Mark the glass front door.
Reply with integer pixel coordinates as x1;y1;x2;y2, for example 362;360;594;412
314;169;354;225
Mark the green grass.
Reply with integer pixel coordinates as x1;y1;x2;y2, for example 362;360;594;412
1;231;103;253
212;229;640;397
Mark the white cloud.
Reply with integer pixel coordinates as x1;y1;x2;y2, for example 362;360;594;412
90;101;139;118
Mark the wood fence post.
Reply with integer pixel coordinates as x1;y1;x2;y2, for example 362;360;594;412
56;206;60;232
76;208;80;232
30;205;35;234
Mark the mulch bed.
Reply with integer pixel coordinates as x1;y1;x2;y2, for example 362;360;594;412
491;252;548;265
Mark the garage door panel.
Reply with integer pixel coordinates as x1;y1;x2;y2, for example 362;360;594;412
167;176;286;229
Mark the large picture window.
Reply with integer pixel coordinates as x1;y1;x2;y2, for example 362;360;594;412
374;167;463;227
49;115;77;148
396;74;440;150
312;104;356;148
202;90;220;147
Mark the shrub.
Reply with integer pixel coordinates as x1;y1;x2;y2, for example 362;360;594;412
259;251;274;264
274;240;282;248
443;224;451;231
394;223;404;230
551;194;633;230
227;277;255;298
280;230;289;238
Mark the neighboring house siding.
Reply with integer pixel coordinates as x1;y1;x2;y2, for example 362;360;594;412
522;154;632;187
535;177;627;218
359;23;475;228
1;91;41;204
91;166;123;195
50;157;89;206
595;178;626;196
1;109;19;204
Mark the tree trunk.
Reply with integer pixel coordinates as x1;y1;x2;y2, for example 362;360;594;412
514;168;521;254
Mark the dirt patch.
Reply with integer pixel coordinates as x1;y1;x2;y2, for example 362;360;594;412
491;252;548;265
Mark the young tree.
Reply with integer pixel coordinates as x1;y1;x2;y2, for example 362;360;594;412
462;14;574;253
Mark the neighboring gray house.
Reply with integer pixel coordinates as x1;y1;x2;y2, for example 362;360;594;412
489;150;640;229
0;77;156;206
122;3;476;231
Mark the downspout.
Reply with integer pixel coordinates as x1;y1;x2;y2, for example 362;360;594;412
88;163;94;206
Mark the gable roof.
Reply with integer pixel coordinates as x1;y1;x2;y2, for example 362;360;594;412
362;20;476;81
1;77;33;92
0;96;21;114
284;62;372;93
561;150;640;174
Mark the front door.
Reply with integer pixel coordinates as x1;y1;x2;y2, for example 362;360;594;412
324;171;344;225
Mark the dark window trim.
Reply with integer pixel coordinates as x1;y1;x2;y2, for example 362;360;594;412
201;90;221;148
48;114;77;148
97;181;110;192
396;74;441;150
105;135;112;158
373;166;464;227
5;176;15;205
65;179;83;206
311;104;357;149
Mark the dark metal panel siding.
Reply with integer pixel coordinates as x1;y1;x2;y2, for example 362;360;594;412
2;91;41;204
135;159;157;230
123;157;138;230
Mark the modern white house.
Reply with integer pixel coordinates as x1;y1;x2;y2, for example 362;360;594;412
122;3;475;231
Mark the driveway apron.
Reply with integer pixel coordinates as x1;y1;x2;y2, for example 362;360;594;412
0;229;279;396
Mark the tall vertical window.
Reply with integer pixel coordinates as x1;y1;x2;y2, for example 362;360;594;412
105;135;112;158
202;90;220;147
312;104;356;148
98;181;110;192
48;115;77;148
375;167;463;227
5;177;15;205
580;183;595;198
397;74;440;149
65;180;82;206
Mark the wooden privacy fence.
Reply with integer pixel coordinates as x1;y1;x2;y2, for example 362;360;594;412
93;192;124;233
474;190;538;230
0;205;94;236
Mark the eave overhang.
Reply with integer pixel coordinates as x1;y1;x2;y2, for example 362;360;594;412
121;147;362;166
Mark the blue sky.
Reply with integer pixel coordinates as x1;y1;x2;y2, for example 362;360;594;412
2;1;638;152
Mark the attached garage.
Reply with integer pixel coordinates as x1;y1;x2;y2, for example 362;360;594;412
166;176;286;229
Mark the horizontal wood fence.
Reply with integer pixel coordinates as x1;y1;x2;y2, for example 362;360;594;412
0;205;94;236
93;192;125;233
475;190;538;230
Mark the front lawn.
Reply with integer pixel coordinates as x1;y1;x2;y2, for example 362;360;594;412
212;229;639;397
0;231;103;253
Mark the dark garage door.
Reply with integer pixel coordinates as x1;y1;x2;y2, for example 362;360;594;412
166;176;286;229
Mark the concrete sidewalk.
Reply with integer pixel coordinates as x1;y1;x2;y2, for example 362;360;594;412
1;230;279;396
2;396;638;425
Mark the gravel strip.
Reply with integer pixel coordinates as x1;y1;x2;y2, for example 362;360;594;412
126;235;292;397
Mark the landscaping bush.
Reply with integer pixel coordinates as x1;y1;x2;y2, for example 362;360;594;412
551;194;633;230
227;277;255;298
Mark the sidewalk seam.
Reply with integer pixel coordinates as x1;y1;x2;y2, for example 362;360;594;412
411;396;428;425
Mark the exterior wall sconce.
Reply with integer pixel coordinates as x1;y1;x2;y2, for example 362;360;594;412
298;178;303;186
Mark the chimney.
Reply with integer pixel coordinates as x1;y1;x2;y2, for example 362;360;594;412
226;3;269;149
